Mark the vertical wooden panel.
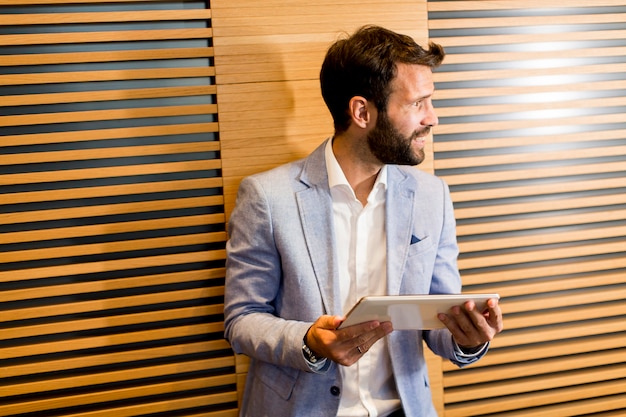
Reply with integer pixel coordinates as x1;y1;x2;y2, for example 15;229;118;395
211;1;441;414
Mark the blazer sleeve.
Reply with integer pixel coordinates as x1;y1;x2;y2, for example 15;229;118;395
223;175;315;372
423;178;487;367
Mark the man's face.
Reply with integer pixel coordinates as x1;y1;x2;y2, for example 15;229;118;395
367;63;438;166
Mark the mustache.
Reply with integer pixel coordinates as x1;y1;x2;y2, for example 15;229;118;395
412;127;431;139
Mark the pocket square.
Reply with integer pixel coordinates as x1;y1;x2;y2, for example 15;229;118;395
410;235;421;244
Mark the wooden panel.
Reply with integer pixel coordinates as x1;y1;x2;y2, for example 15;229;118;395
211;1;442;414
428;2;626;416
0;1;236;416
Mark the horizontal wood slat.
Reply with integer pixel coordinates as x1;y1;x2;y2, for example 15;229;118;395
3;231;227;263
463;257;626;287
460;224;626;251
1;67;216;86
1;123;219;147
430;13;626;30
429;0;626;11
503;299;626;329
2;339;230;379
0;0;181;3
1;375;236;416
445;161;626;186
0;178;222;205
0;10;212;25
444;381;625;417
2;284;226;323
0;142;219;165
457;208;626;237
0;250;225;283
445;363;626;403
437;97;626;119
1;196;223;226
3;356;233;397
1;322;225;360
458;241;626;269
455;193;626;220
2;214;224;245
2;268;223;306
478;271;625;299
0;161;221;186
443;47;626;68
4;304;224;340
1;86;217;106
0;48;214;66
431;29;626;47
451;177;626;202
0;28;214;45
1;104;218;126
437;74;626;96
437;113;626;135
60;392;238;417
444;333;626;372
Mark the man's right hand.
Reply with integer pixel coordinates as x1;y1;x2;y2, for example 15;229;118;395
305;315;393;366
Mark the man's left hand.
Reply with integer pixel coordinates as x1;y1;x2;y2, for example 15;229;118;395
438;298;503;349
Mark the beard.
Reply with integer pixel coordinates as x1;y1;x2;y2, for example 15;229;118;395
366;112;429;166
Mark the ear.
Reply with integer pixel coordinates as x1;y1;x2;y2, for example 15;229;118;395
348;96;372;129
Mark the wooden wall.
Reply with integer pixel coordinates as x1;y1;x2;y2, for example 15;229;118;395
1;1;236;416
429;2;626;415
1;1;625;416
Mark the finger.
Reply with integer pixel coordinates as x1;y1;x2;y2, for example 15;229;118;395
486;298;504;332
454;304;479;336
438;309;464;337
359;321;392;349
440;306;481;347
337;319;386;342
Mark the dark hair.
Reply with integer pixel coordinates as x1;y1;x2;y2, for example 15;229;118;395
320;25;445;133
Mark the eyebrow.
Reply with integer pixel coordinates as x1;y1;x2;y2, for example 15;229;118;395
412;91;434;102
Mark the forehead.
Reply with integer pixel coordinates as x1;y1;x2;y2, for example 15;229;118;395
390;63;435;99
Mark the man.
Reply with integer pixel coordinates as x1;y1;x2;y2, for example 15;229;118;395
224;25;503;417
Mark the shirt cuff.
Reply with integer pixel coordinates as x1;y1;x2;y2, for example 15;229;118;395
453;340;489;363
304;354;328;370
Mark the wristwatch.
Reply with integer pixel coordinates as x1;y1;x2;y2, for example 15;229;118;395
302;339;320;364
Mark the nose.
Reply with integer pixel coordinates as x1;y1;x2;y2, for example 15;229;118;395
423;101;439;127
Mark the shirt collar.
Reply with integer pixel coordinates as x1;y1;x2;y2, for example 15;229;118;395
324;138;387;201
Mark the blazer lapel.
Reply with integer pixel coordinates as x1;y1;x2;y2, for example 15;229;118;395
386;166;417;295
295;141;341;315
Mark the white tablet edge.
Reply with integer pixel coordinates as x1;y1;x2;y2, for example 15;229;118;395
338;293;500;330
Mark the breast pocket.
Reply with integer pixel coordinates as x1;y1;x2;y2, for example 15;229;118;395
407;235;434;257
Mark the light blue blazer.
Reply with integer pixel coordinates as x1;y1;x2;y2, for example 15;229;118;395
224;140;484;417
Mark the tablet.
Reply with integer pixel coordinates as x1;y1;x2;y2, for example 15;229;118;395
338;294;500;330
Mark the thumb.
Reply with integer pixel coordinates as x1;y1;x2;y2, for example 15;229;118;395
314;314;344;330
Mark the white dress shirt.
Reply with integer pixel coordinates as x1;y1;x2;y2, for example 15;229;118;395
325;139;402;417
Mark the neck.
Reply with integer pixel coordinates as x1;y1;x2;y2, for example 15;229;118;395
332;135;382;205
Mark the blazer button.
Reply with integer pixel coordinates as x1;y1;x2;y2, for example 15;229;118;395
330;386;341;396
